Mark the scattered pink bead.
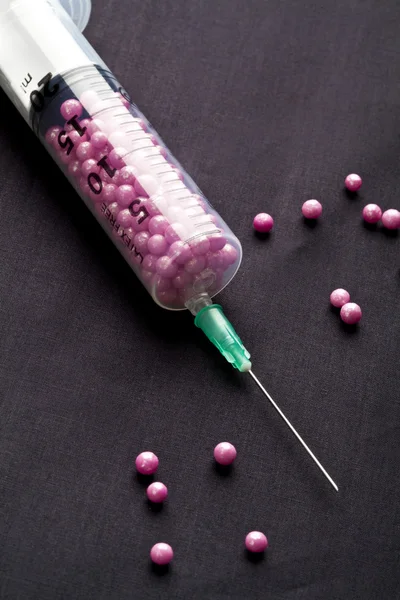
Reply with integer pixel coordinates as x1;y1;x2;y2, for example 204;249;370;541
214;442;237;466
245;531;269;553
135;451;159;475
302;199;322;219
147;482;168;503
150;543;174;565
362;204;382;224
253;213;274;233
345;173;362;192
330;288;350;308
340;302;362;325
381;209;400;230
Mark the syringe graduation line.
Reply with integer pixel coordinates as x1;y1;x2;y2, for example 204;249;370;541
248;370;339;492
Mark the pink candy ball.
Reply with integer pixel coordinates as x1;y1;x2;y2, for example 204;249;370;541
60;99;83;120
156;256;179;278
149;215;169;235
340;302;362;325
147;482;168;503
362;204;382;224
381;209;400;230
245;531;269;553
345;173;362;192
302;199;322;219
330;288;350;308
150;543;174;565
253;213;274;233
214;442;237;466
76;141;94;161
148;235;168;256
135;451;159;475
115;184;135;208
91;131;108;149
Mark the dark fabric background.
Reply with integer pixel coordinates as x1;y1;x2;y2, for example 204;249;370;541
1;0;400;598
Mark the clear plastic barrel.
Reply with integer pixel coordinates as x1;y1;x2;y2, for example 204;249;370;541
0;0;242;310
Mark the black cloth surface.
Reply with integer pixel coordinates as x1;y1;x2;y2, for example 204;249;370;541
1;1;400;598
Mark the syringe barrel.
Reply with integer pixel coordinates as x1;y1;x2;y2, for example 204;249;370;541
0;0;242;310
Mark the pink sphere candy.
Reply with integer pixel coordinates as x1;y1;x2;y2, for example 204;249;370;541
185;255;207;274
68;160;81;178
60;99;83;120
118;166;137;186
81;159;100;178
141;269;155;285
253;213;274;233
209;234;227;252
102;183;117;203
147;482;168;503
86;118;105;136
345;173;362;192
214;442;237;466
45;125;62;147
362;204;382;224
134;231;150;255
76;141;94;161
150;543;174;566
169;241;192;264
115;184;135;208
330;288;350;308
156;256;179;278
190;237;211;256
148;234;168;256
142;254;159;272
340;302;362;325
135;451;159;475
149;215;169;235
381;209;400;230
165;223;186;244
245;531;269;553
302;199;322;219
118;209;135;228
91;131;108;149
69;129;88;145
79;177;91;196
157;288;178;306
220;244;238;267
102;169;119;185
154;275;171;292
109;147;127;170
172;270;192;289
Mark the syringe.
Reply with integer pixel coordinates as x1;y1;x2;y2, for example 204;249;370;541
0;0;338;491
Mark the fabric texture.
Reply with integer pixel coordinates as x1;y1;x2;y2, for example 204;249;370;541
1;0;400;598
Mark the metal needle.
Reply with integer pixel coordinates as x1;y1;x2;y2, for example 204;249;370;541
248;370;339;492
